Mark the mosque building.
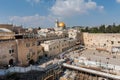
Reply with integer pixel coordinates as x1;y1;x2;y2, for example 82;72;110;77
54;19;66;31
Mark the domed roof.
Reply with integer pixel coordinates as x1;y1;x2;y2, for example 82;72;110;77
0;28;12;32
58;22;66;28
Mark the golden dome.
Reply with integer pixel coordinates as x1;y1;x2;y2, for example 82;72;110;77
58;22;66;28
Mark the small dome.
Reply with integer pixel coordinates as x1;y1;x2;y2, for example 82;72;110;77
58;22;66;28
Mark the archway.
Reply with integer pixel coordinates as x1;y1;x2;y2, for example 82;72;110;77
45;54;48;57
9;59;13;65
29;59;35;65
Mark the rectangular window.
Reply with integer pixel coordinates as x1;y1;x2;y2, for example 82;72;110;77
27;53;30;60
26;43;30;47
9;50;11;54
12;49;14;53
9;49;14;54
37;41;41;46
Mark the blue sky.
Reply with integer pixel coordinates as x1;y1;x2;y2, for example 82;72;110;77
0;0;120;28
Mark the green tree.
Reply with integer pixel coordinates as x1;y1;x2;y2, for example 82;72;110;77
38;27;41;30
99;25;105;33
85;27;89;32
106;25;112;33
89;27;99;33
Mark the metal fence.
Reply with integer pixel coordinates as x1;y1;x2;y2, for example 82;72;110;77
0;60;63;76
0;65;45;76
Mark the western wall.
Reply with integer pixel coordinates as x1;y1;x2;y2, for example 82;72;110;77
82;32;120;53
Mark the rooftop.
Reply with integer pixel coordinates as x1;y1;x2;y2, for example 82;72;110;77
43;38;76;45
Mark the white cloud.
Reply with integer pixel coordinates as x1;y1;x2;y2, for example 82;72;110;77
9;0;104;27
98;6;104;11
50;0;104;17
9;14;56;27
116;0;120;3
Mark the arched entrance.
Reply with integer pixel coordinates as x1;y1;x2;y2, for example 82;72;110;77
45;54;48;57
9;59;14;65
29;59;35;65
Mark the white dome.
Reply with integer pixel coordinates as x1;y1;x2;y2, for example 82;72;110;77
0;28;12;32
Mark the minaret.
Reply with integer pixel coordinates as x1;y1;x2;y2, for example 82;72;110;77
55;19;59;28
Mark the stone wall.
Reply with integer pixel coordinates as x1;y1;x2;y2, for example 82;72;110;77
82;32;120;52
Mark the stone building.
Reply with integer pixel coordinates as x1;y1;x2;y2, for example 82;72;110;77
37;29;68;41
0;38;43;66
68;29;81;42
55;30;68;38
41;40;61;57
17;39;43;66
0;23;80;66
0;40;17;66
41;38;76;57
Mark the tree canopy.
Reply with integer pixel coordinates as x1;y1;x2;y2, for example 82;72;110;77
81;23;120;33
